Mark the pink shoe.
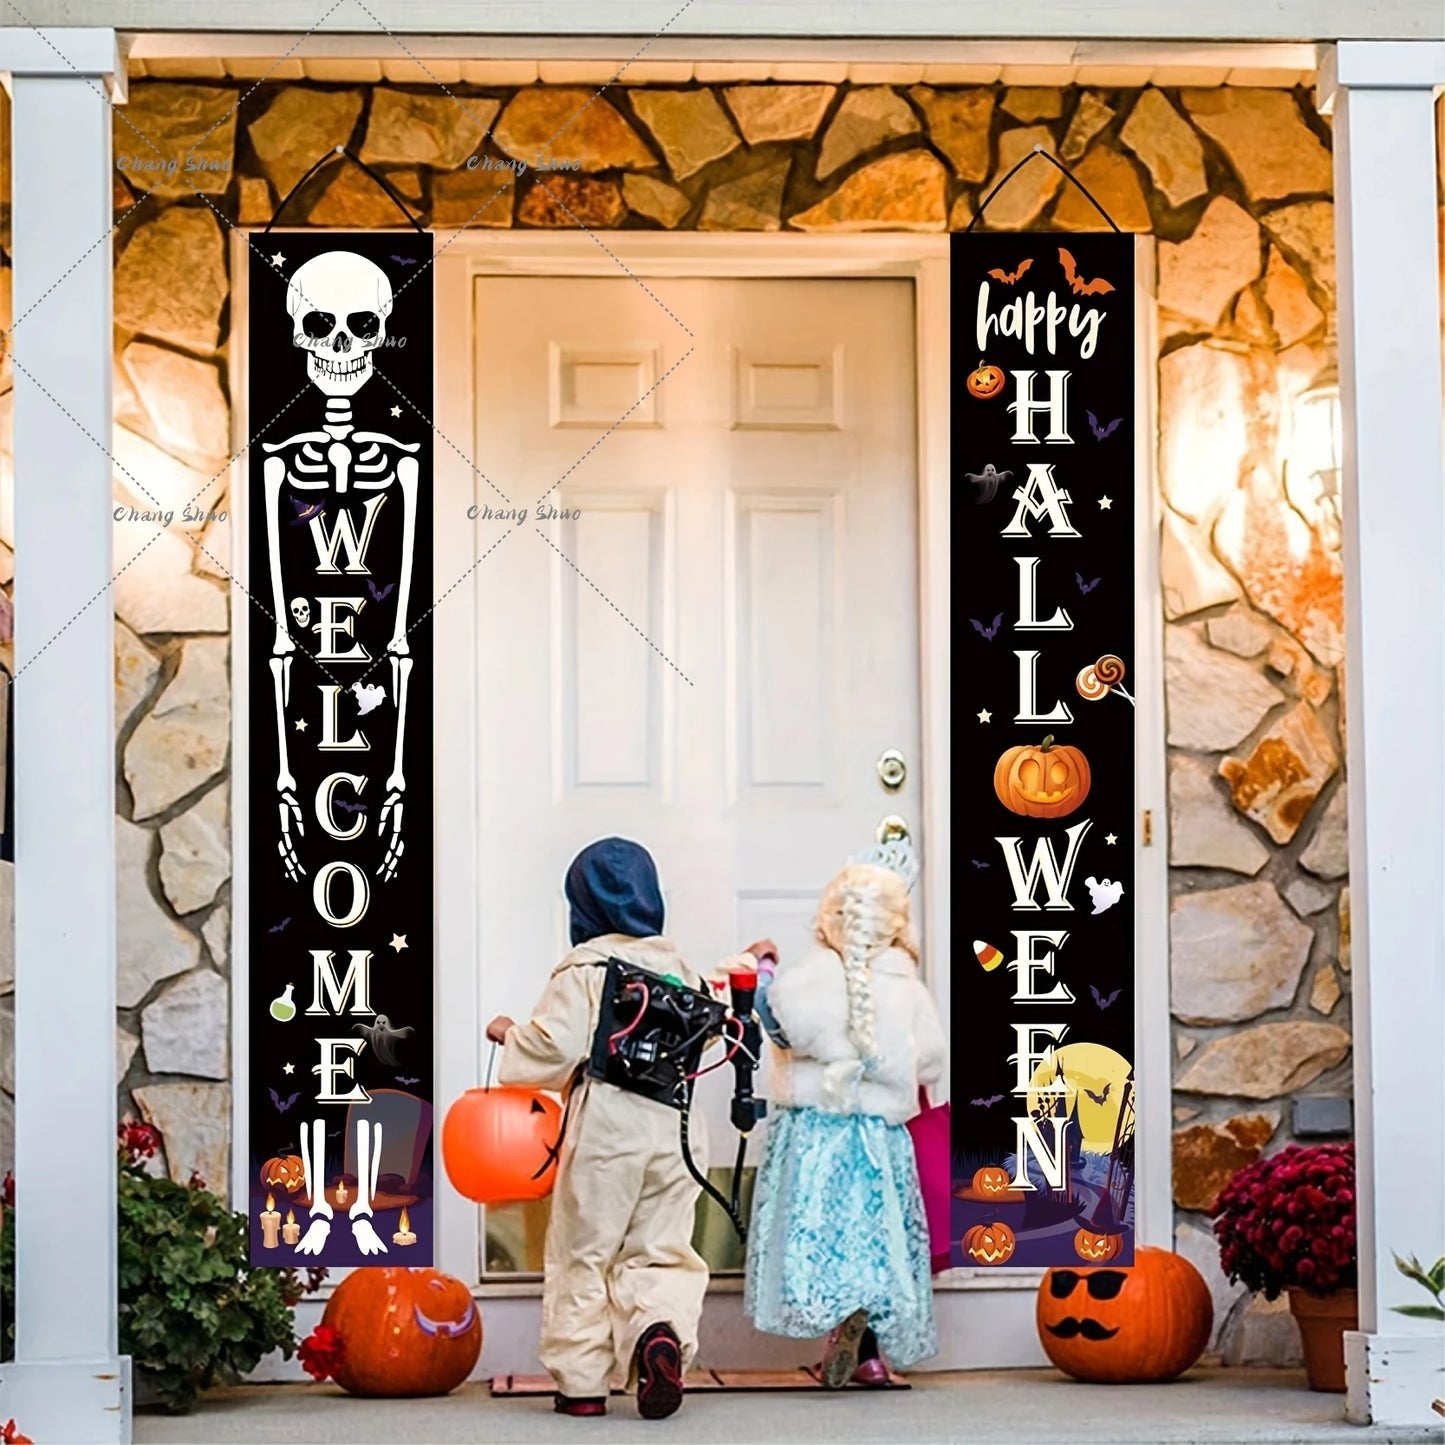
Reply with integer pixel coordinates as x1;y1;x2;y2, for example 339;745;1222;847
852;1357;890;1387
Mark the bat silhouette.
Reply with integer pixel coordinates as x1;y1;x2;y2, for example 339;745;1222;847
333;798;366;816
390;254;420;267
290;496;325;525
269;1089;300;1114
268;917;291;934
1058;247;1115;297
964;462;1012;503
987;258;1034;286
1084;1083;1113;1106
1091;984;1122;1010
367;578;396;602
354;1014;415;1066
971;1094;1005;1108
1087;411;1123;441
970;858;990;869
971;613;1005;641
1076;572;1102;595
395;1075;420;1086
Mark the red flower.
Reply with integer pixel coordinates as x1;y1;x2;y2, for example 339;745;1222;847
1;1172;13;1209
298;1323;346;1382
116;1118;161;1165
1211;1143;1357;1300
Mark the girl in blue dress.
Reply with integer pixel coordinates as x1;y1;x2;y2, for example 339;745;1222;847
745;859;945;1385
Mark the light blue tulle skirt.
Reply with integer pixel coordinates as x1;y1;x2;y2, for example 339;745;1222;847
744;1105;938;1368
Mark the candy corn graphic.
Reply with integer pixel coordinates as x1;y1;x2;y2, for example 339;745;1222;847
974;939;1004;972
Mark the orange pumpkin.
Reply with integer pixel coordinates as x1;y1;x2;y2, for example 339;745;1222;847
1074;1228;1124;1263
260;1154;306;1195
962;1221;1017;1266
320;1267;481;1397
442;1087;562;1204
973;1166;1011;1197
994;734;1092;819
1036;1245;1212;1383
967;360;1006;399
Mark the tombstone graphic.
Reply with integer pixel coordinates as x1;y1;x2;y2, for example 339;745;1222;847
325;1089;433;1212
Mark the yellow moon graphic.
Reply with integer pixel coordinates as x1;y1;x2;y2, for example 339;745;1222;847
1025;1042;1131;1156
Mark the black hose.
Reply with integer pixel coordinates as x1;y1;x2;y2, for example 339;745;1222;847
678;1099;748;1243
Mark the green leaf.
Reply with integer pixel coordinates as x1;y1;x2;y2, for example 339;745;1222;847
1391;1303;1445;1321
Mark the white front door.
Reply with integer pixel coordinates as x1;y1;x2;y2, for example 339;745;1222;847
470;273;924;1204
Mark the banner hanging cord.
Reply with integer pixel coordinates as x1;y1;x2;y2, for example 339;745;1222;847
965;145;1122;235
262;145;427;234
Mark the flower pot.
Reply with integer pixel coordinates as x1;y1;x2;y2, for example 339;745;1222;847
1287;1287;1358;1393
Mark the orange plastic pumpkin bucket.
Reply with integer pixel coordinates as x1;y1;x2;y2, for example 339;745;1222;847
442;1086;562;1204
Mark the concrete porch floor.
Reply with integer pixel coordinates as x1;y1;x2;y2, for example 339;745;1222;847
133;1368;1445;1445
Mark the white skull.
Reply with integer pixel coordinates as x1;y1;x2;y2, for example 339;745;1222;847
286;251;393;397
290;597;311;629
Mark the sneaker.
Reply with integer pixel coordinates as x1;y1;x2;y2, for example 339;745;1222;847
554;1394;607;1417
820;1308;869;1390
634;1322;685;1420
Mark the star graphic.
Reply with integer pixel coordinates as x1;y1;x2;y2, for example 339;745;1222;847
270;251;286;267
1098;496;1113;510
282;1063;294;1075
1105;833;1118;845
977;708;992;723
390;934;408;953
389;405;402;418
294;718;308;732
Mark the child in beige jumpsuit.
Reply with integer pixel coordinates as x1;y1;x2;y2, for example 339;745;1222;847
486;837;764;1421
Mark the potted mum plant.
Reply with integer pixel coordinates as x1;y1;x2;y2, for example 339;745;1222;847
1211;1142;1357;1393
0;1119;327;1413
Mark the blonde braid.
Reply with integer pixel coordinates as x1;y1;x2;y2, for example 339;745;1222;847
840;877;881;1070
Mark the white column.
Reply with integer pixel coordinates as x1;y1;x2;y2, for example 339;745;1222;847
1321;39;1445;1429
0;29;131;1442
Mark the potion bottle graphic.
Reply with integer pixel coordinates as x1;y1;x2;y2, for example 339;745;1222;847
269;983;297;1022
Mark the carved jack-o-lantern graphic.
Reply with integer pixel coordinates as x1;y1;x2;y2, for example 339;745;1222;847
994;735;1092;819
972;1166;1011;1197
962;1221;1017;1266
966;360;1006;399
1074;1227;1124;1263
1036;1246;1213;1383
260;1154;306;1195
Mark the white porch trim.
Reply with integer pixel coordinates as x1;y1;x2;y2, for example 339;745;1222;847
1322;37;1445;1431
0;26;132;1445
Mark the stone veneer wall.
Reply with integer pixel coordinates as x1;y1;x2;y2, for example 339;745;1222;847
0;74;1439;1363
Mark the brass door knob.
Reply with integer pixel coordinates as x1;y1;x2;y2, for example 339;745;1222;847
877;748;907;791
876;814;910;844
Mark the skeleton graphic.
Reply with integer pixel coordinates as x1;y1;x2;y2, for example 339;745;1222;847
261;252;420;883
293;1115;388;1257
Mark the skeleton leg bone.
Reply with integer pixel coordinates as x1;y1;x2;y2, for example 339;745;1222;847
350;1119;388;1255
294;1118;333;1256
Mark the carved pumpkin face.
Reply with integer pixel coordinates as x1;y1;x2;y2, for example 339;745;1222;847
1074;1228;1124;1263
261;1154;306;1194
967;361;1006;399
1036;1246;1213;1383
442;1086;562;1204
321;1267;482;1398
962;1221;1017;1266
994;735;1092;819
973;1166;1011;1197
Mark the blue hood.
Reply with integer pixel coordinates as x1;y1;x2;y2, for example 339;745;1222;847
564;837;665;947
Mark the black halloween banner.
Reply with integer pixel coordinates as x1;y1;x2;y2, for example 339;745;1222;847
950;232;1137;1270
248;232;435;1266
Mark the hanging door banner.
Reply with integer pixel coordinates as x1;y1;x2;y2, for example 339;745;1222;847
950;232;1137;1270
248;231;434;1266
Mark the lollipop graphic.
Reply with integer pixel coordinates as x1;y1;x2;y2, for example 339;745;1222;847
1076;654;1135;708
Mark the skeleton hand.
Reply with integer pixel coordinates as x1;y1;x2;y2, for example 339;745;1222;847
278;791;306;882
377;791;404;882
293;1216;332;1255
351;1216;389;1256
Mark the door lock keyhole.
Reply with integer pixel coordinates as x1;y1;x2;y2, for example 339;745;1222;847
877;748;907;791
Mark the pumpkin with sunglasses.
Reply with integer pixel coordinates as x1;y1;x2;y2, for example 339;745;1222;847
1036;1245;1212;1383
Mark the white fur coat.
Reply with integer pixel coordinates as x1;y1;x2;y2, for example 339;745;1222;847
764;945;947;1126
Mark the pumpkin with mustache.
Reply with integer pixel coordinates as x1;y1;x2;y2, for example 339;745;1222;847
1036;1245;1212;1383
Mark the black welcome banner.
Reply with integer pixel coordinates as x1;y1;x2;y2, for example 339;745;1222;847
248;231;434;1266
950;232;1137;1271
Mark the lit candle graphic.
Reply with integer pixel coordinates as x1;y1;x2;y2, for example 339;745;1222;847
259;1193;281;1249
281;1208;300;1246
335;1178;349;1206
392;1207;416;1247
